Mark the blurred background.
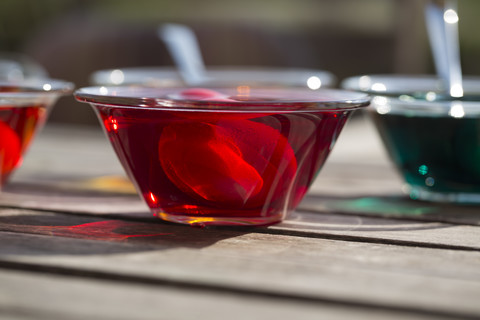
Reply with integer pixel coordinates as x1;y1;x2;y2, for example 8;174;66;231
1;0;479;125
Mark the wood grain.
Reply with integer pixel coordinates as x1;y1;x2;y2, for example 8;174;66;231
0;268;447;320
1;210;480;318
2;190;479;251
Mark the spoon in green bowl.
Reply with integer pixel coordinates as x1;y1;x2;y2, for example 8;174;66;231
425;0;463;98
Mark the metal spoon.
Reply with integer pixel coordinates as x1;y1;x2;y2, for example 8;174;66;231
425;0;463;97
158;23;208;85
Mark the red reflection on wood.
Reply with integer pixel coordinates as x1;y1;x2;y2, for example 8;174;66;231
7;220;173;242
65;220;172;241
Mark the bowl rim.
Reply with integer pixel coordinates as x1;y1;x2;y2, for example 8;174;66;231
342;74;480;116
0;79;74;95
74;86;370;112
341;74;480;99
0;79;74;107
89;66;337;88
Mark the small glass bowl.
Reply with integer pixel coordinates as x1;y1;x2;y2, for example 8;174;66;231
75;85;369;226
0;79;73;186
342;74;480;203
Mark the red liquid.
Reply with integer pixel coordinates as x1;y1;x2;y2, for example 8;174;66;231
95;104;350;225
0;105;46;185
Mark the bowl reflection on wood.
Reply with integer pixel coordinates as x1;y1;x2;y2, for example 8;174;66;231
343;74;480;203
75;86;369;226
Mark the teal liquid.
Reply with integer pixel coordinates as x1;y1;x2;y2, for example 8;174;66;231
371;112;480;197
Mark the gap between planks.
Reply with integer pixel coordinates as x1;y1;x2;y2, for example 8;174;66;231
1;207;479;252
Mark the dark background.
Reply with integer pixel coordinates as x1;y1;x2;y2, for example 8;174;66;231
1;0;479;125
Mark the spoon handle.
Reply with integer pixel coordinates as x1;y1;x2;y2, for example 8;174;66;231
425;0;463;97
158;23;207;85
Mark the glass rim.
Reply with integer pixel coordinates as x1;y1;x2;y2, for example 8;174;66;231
341;74;480;99
74;86;370;112
0;79;74;107
367;95;480;118
89;66;337;88
0;78;74;95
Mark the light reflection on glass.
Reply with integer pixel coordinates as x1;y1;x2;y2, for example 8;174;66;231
236;85;250;96
149;192;157;203
358;75;371;91
373;96;388;105
444;9;459;24
449;102;465;118
425;91;437;101
409;189;419;200
99;86;108;95
399;95;415;102
110;69;125;85
373;96;390;114
425;177;435;187
450;83;464;98
42;84;52;91
377;106;391;114
307;76;322;90
371;83;387;92
418;164;428;176
104;116;119;132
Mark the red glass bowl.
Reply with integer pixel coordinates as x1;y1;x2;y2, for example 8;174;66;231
75;86;369;226
0;79;73;186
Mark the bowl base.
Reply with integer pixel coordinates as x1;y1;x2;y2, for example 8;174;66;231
154;210;285;227
405;185;480;204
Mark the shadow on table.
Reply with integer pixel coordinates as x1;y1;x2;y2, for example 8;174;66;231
0;211;252;256
298;193;480;226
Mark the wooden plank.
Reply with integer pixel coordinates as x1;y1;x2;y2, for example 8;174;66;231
274;210;480;251
2;190;480;251
3;177;480;229
0;213;480;318
299;194;480;226
310;162;403;197
14;124;124;180
0;181;147;216
0;269;444;320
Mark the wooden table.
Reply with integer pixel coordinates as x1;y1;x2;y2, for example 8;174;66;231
1;116;479;320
